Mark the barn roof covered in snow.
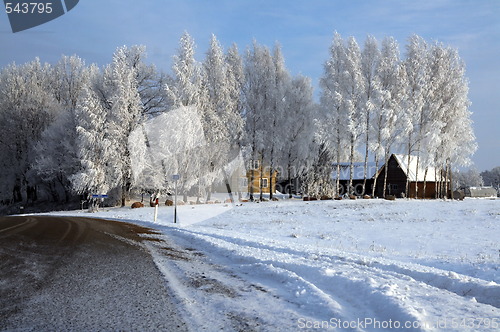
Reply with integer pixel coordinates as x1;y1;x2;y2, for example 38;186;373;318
331;162;378;180
392;154;439;182
332;155;441;182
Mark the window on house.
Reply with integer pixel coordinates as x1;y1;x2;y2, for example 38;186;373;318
260;178;269;188
240;177;248;188
253;160;260;170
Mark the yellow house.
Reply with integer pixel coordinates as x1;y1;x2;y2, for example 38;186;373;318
246;160;278;194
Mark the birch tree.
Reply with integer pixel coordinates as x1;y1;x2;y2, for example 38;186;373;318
201;34;233;200
165;32;205;201
266;43;290;200
343;37;365;194
369;37;408;197
225;43;245;151
361;35;380;195
404;35;428;197
432;45;476;197
242;41;272;200
106;45;145;206
320;32;349;196
281;75;315;197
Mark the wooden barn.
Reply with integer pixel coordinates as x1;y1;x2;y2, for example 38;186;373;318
374;154;444;199
332;154;446;198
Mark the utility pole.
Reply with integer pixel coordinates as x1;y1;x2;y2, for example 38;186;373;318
172;174;180;223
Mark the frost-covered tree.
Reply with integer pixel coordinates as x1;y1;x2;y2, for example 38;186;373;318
51;55;89;110
0;58;57;203
342;37;365;194
69;46;153;206
454;168;483;189
166;32;202;108
225;43;245;150
373;37;408;197
265;43;290;200
165;32;205;201
360;35;380;195
70;65;114;197
481;167;500;190
403;35;429;197
201;37;245;199
242;41;272;200
281;75;315;198
106;45;145;206
430;45;476;197
320;32;349;196
241;41;293;201
33;55;89;202
301;139;335;199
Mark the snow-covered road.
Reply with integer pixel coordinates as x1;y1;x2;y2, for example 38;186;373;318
14;198;500;331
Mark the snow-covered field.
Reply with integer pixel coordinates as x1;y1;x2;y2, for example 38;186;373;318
46;198;499;331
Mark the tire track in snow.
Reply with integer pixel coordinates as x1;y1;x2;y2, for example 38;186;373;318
172;227;500;331
172;229;428;330
178;226;500;308
351;260;500;309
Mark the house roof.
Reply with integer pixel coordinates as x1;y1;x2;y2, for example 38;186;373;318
332;162;378;180
392;154;438;182
332;155;441;182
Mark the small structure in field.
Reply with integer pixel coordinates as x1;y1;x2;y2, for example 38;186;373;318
464;186;497;198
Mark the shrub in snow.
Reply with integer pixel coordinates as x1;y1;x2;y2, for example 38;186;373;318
131;202;144;208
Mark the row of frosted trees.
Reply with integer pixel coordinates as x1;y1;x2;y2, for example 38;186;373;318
317;33;476;198
0;33;315;206
0;32;475;207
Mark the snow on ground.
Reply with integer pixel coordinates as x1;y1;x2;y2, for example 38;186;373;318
45;198;500;331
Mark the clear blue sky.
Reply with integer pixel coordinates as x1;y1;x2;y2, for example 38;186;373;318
1;0;499;171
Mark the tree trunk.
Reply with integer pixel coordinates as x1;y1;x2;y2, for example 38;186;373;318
444;160;450;199
348;135;355;196
121;185;127;207
48;181;60;202
249;156;255;202
423;167;428;199
406;140;412;199
221;168;234;203
335;162;341;197
434;167;438;199
206;186;212;202
362;105;371;196
449;160;454;199
259;153;264;201
414;151;420;199
383;154;389;198
371;157;380;198
269;168;274;200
